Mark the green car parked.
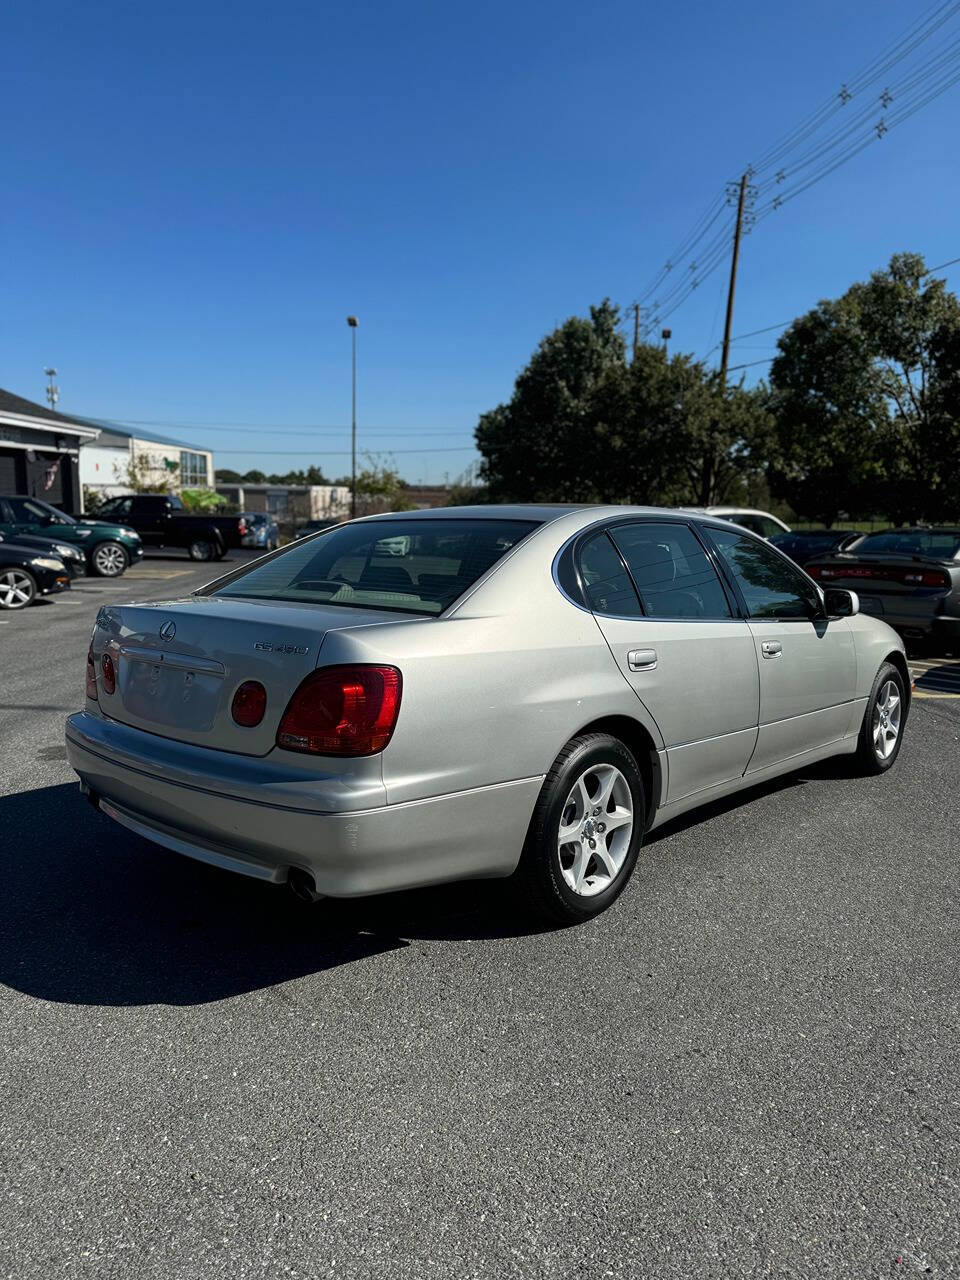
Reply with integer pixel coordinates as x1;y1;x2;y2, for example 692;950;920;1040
0;495;143;577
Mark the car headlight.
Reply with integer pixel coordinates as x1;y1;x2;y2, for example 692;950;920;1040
30;556;65;571
52;543;82;560
121;529;139;540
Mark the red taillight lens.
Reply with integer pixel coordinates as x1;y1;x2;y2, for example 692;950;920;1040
232;680;267;727
101;653;116;695
807;564;822;579
238;518;247;535
277;664;402;756
86;647;98;700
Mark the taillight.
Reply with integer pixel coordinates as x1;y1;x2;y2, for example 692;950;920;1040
86;647;98;700
232;680;267;727
101;653;116;695
238;518;247;535
277;664;402;756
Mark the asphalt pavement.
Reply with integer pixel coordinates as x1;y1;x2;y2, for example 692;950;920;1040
1;553;959;1278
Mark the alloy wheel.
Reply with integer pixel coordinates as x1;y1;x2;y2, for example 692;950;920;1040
94;543;126;576
872;678;902;760
0;570;36;609
557;763;634;897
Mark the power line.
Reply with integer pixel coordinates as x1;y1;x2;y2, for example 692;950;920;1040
215;446;478;456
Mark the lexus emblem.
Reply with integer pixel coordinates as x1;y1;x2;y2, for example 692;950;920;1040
159;620;177;641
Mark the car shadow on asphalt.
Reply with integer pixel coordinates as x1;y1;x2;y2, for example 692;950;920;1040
0;783;549;1008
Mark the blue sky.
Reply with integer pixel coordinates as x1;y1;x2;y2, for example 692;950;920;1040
2;0;958;483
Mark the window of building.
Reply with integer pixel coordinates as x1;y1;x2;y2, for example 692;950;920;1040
179;451;208;486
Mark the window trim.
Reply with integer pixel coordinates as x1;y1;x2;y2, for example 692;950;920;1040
699;522;827;623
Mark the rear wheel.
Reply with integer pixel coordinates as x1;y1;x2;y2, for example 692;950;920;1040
0;568;37;610
188;537;216;561
855;661;907;774
514;733;645;924
91;541;128;577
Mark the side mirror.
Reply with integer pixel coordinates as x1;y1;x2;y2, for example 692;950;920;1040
824;587;859;618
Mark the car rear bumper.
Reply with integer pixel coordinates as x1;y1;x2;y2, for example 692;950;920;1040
65;711;541;895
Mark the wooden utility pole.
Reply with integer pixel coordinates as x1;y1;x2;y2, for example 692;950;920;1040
632;303;640;361
719;173;748;389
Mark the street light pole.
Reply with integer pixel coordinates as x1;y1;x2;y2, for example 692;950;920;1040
347;316;358;518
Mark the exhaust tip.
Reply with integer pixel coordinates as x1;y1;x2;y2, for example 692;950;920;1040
287;868;324;905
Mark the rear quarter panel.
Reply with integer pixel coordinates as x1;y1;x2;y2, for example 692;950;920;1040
316;520;665;806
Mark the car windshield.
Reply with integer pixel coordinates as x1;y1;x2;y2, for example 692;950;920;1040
210;517;539;614
856;530;960;558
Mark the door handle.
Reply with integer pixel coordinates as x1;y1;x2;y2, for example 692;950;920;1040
761;640;782;658
627;648;658;671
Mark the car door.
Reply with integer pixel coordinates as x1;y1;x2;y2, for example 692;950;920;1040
704;524;858;773
128;495;167;545
578;519;760;804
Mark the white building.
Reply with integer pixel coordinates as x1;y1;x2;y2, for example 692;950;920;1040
76;418;214;497
214;482;350;523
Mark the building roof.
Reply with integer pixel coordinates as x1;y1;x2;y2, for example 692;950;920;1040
0;387;100;437
68;414;210;452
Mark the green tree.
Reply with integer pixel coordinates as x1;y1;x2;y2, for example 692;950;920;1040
475;301;770;508
476;300;626;501
769;253;960;524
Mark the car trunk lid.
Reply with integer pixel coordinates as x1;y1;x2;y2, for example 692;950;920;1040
92;595;412;755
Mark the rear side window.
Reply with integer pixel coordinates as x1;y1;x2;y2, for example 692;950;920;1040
611;522;732;619
576;530;643;617
211;518;538;615
710;527;821;620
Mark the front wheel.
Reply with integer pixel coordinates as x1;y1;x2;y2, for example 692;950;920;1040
91;541;128;577
0;568;37;610
514;733;645;924
855;661;907;775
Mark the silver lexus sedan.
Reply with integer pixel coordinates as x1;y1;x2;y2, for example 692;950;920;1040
66;506;910;924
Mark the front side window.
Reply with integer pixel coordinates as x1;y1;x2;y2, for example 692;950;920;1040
710;527;821;620
576;530;642;617
8;497;69;525
210;518;538;615
611;522;732;619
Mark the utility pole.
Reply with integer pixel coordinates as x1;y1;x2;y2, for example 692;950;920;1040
346;316;358;518
719;174;748;389
632;304;640;361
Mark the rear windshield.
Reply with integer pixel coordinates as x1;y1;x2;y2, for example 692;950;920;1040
856;531;960;558
211;518;538;614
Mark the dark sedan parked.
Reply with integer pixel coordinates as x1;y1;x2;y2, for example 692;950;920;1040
805;527;960;652
768;529;862;568
0;539;71;610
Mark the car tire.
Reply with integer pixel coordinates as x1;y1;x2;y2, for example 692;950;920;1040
91;541;128;577
514;733;645;925
0;567;37;610
188;538;216;562
855;661;907;775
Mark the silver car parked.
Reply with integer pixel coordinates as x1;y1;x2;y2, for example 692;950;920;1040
66;506;910;923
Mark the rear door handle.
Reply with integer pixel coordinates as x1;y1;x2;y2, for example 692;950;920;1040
761;640;782;658
627;648;658;671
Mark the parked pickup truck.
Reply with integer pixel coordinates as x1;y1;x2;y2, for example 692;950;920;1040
94;494;248;561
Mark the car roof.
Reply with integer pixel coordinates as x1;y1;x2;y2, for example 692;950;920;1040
355;503;776;537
